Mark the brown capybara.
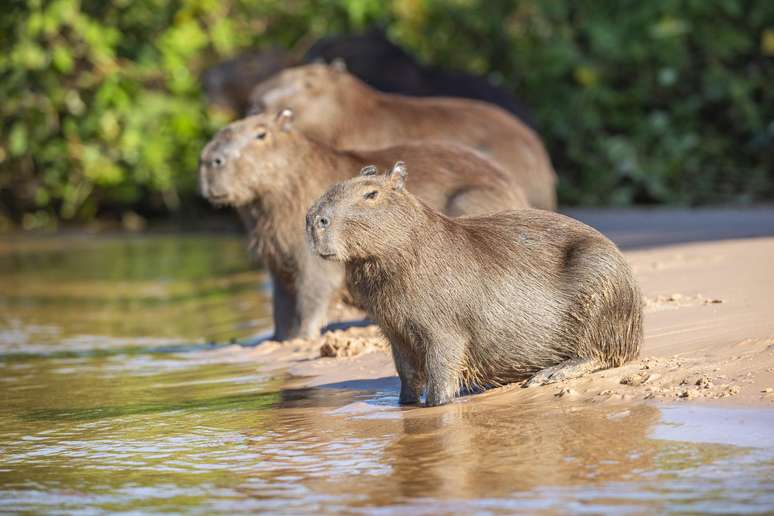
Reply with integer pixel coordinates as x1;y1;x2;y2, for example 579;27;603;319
302;29;537;128
199;110;528;341
306;162;642;406
249;63;557;210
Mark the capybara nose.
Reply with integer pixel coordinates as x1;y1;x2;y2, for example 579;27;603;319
316;215;330;229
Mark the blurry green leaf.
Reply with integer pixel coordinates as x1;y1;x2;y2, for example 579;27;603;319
574;65;598;87
52;45;74;73
651;16;689;39
9;125;28;156
762;28;774;56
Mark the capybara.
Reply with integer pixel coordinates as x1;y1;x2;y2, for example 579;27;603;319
303;29;536;128
249;63;557;210
306;162;642;406
199;110;528;340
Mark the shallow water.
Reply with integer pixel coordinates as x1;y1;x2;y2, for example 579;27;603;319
1;235;773;514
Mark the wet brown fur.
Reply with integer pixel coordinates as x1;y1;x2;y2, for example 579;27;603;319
199;112;528;340
250;64;557;210
307;164;642;406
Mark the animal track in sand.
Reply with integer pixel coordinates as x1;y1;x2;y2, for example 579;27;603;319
644;293;723;312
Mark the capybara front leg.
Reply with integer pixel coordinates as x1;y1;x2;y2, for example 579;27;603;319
424;339;464;407
390;343;424;405
525;358;600;388
425;374;458;407
271;276;298;341
295;258;345;339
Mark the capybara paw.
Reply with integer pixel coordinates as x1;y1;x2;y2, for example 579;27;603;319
424;388;455;406
525;358;599;387
424;396;452;407
398;390;421;405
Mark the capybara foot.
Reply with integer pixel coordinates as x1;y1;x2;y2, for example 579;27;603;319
424;381;456;406
424;395;453;407
525;358;600;388
398;388;421;405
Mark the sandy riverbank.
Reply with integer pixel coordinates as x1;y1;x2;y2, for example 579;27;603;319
214;210;774;408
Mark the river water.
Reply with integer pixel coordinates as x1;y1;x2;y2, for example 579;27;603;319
1;235;772;514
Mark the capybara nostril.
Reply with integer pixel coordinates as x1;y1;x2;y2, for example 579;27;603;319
212;155;225;168
317;215;330;229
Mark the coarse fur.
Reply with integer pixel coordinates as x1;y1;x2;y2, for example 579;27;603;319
250;63;557;210
199;111;528;340
306;163;643;406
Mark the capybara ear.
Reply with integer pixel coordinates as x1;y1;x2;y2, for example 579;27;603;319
360;164;379;177
330;58;347;72
387;161;407;190
276;108;294;132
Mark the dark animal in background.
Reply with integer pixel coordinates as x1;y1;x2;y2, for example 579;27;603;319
199;111;528;340
201;48;294;115
307;162;642;406
250;64;557;210
200;29;535;128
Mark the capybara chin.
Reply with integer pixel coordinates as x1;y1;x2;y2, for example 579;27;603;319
250;63;557;210
306;162;642;407
199;110;528;341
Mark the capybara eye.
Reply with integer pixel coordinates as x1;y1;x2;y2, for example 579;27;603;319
364;190;378;200
256;131;267;140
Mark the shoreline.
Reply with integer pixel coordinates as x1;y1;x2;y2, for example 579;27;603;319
216;234;774;409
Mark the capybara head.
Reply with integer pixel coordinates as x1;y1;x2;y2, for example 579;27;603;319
249;63;351;122
306;162;418;261
199;109;297;206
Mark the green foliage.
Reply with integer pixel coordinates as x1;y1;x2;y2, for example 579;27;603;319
1;0;772;229
389;0;774;205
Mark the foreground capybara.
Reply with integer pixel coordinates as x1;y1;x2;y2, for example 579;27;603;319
249;64;557;210
306;162;642;406
199;111;528;340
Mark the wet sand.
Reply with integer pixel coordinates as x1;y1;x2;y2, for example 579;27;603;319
228;208;774;407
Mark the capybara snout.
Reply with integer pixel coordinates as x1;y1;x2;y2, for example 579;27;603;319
198;110;295;206
199;145;231;202
306;200;337;259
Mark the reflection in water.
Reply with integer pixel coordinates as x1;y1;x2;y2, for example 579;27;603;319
239;396;774;513
0;235;272;351
1;235;773;513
